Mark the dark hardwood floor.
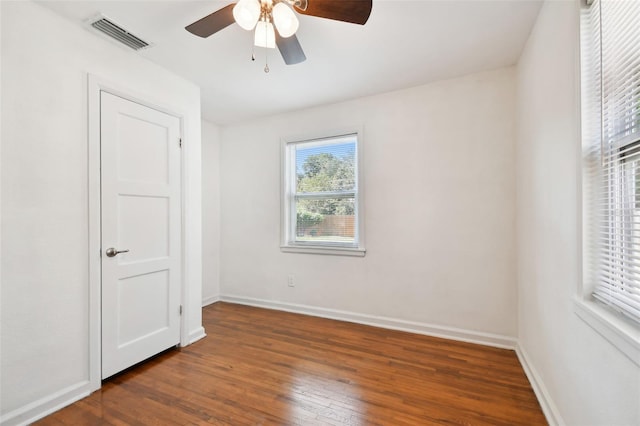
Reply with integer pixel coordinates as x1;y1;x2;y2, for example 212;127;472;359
36;302;546;425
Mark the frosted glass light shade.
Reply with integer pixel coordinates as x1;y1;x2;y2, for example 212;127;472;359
233;0;260;30
272;3;299;38
254;20;276;48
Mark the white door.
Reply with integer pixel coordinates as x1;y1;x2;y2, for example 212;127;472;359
100;91;182;379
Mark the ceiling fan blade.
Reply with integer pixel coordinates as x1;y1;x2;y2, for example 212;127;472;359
185;4;236;38
276;33;306;65
294;0;372;25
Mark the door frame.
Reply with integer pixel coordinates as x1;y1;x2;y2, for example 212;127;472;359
87;74;189;392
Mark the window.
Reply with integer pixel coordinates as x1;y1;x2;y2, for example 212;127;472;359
281;132;365;256
580;0;640;359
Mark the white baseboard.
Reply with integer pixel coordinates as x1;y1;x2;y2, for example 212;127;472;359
187;326;206;345
515;344;565;426
1;300;554;426
2;326;208;426
220;295;517;350
0;380;91;426
202;294;220;307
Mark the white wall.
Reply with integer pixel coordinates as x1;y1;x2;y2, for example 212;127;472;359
516;1;640;424
0;2;203;423
220;67;518;340
202;120;221;304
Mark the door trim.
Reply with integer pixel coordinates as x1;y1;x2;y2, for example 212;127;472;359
88;74;189;392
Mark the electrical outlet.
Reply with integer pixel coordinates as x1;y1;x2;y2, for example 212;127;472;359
287;274;295;287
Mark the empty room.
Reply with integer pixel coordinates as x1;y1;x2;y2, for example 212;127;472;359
1;0;639;425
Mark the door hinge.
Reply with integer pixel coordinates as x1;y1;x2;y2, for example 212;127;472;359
179;138;182;148
179;305;183;315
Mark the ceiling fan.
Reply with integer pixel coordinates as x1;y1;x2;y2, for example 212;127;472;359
185;0;373;67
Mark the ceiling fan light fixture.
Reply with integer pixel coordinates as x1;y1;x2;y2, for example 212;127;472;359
233;0;261;30
272;2;299;38
254;19;276;48
185;0;373;68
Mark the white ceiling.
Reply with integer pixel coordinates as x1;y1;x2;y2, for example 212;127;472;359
40;0;542;125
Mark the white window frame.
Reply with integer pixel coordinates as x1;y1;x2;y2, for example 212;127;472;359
280;129;365;257
576;0;640;366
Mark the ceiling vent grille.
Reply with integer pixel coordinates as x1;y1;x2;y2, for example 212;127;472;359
90;16;149;51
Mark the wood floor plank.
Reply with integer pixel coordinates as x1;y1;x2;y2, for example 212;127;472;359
35;302;546;425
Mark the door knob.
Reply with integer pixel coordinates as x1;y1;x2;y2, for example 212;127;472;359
105;247;130;257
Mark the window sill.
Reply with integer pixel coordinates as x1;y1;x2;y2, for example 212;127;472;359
573;297;640;366
280;245;366;257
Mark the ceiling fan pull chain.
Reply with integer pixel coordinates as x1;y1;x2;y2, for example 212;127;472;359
264;23;270;73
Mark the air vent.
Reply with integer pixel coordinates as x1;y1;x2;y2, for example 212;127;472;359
90;16;149;51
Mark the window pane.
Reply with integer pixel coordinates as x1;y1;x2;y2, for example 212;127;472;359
296;139;356;193
296;198;355;244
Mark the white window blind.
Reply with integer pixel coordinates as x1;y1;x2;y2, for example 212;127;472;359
582;0;640;324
